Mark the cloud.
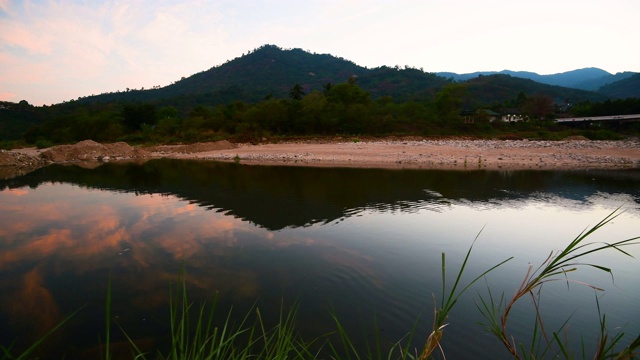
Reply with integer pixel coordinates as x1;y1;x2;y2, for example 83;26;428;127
5;268;62;342
0;0;639;105
0;0;235;103
0;0;10;14
0;91;16;101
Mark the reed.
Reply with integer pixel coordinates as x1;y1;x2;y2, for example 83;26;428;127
476;209;640;359
418;230;511;359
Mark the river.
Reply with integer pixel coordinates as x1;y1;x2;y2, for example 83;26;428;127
1;159;639;359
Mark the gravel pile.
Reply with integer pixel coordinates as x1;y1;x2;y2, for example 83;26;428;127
40;140;150;162
0;150;48;179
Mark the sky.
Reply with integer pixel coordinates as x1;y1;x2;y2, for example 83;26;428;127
1;0;639;106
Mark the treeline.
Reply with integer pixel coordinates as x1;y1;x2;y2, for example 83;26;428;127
570;98;640;117
5;80;640;147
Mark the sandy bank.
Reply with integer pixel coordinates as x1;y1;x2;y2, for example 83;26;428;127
3;139;639;180
149;139;640;171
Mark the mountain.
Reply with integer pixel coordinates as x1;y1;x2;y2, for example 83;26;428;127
163;45;368;99
437;68;636;91
575;71;636;91
462;74;606;107
597;73;640;98
78;45;450;106
356;66;450;101
74;44;632;110
76;45;367;105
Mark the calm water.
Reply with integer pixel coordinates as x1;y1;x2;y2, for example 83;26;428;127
1;160;639;359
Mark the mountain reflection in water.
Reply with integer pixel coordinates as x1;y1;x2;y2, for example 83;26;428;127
3;159;639;230
0;160;638;359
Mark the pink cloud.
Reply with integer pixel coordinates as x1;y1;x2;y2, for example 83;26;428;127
4;188;30;196
0;92;17;101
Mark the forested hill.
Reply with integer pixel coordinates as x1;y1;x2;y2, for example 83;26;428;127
597;73;640;99
75;44;616;108
161;45;369;100
77;45;451;105
463;74;605;108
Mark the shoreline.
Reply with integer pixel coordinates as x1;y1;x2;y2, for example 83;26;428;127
3;139;640;179
149;139;640;171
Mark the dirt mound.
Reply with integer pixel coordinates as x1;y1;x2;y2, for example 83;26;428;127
147;140;237;154
0;150;48;179
40;140;149;162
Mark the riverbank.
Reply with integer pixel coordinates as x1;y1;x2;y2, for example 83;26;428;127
2;138;640;179
149;138;640;171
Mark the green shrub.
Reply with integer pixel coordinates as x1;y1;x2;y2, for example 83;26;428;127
35;139;55;149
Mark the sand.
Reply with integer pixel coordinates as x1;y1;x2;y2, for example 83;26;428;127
148;138;640;171
3;138;640;180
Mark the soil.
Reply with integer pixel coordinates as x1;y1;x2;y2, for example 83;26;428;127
39;140;150;162
2;137;639;180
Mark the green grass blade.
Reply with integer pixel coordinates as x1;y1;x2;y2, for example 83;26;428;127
12;306;83;360
105;274;112;360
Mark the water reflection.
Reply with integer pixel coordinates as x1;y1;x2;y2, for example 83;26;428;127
0;161;639;358
2;160;639;230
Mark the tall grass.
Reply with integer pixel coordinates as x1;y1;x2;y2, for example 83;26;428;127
418;231;511;359
476;209;640;359
118;279;320;360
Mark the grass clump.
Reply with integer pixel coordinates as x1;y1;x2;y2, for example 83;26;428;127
119;280;319;360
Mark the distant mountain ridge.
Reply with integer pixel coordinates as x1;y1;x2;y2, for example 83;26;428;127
75;44;637;108
436;68;636;91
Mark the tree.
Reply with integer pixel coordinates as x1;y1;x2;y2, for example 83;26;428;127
158;106;179;120
289;84;305;101
121;103;158;131
299;91;328;134
435;84;467;123
323;82;332;96
326;82;370;106
521;94;554;120
244;99;288;133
